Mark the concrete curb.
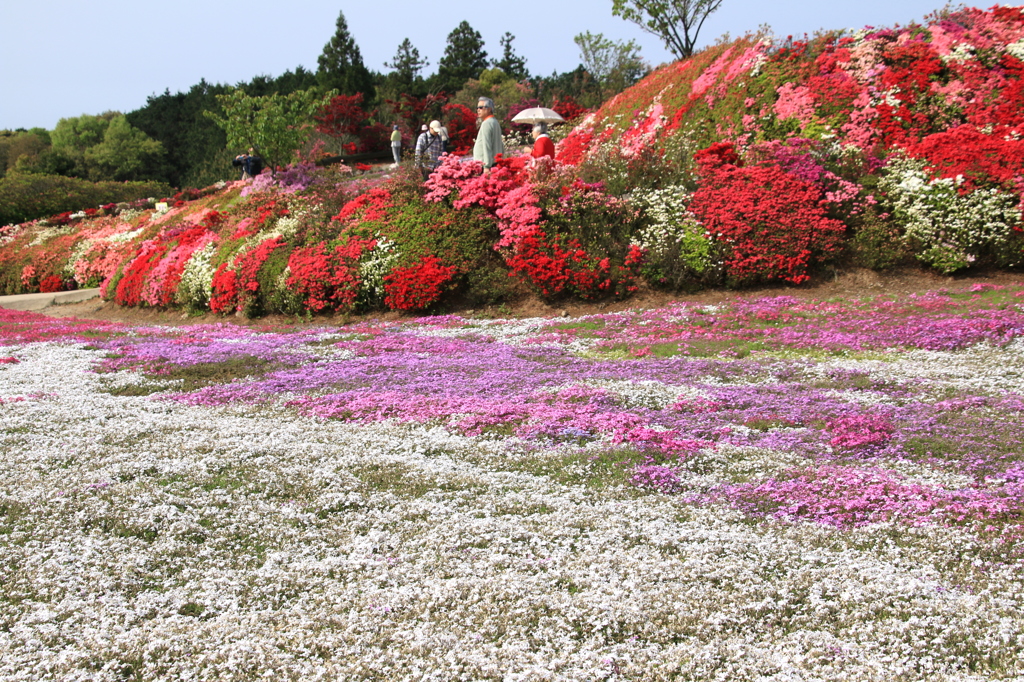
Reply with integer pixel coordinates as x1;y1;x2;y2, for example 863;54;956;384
0;288;101;312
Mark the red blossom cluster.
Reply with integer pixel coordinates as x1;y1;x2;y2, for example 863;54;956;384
286;238;376;313
383;256;456;310
690;143;846;285
38;275;64;293
506;228;640;299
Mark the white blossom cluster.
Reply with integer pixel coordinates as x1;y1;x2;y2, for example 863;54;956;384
359;237;400;303
27;224;76;247
174;243;217;310
1007;38;1024;61
630;186;716;274
62;238;95;277
941;43;977;63
880;157;1022;273
1;341;1023;680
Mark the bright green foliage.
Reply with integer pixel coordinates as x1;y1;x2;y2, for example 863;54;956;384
434;21;488;95
49;114;164;182
574;31;649;99
84;116;165;181
0;129;51;177
534;66;603;110
631;185;720;288
0;172;171;229
612;0;724;59
455;68;530;116
51;114;112;156
316;11;374;101
207;89;335;175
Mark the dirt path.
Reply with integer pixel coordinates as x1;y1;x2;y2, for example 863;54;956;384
30;267;1024;328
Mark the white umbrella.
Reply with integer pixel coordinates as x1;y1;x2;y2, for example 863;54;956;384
511;107;565;125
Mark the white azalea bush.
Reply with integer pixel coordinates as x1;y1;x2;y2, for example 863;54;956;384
630;186;720;288
175;243;217;311
358;236;400;306
881;156;1023;273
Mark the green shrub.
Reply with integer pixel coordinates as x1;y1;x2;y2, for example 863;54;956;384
0;172;172;225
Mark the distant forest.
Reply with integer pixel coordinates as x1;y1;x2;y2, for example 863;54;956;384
0;14;649;194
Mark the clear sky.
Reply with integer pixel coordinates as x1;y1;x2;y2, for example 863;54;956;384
1;0;955;131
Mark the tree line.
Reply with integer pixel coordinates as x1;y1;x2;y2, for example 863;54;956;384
1;2;720;198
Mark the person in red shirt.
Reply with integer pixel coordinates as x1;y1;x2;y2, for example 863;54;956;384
530;122;555;159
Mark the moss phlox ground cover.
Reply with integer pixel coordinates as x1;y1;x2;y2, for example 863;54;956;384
2;284;1024;678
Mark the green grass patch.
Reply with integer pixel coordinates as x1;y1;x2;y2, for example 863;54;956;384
102;355;283;396
351;461;485;499
496;445;651;491
549;320;607;334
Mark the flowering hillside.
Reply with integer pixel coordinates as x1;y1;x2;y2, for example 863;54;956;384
2;6;1024;317
561;5;1024;275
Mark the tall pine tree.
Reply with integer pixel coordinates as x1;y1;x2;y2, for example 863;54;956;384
383;38;430;96
494;32;529;82
433;21;488;95
317;11;375;101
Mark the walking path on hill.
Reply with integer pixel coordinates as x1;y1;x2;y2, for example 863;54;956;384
0;288;99;312
1;269;1022;328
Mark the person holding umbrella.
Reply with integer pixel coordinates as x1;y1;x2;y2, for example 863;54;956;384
530;122;555;159
510;106;564;162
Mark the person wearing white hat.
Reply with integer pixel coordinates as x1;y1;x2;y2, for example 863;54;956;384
530;122;555;159
415;120;445;177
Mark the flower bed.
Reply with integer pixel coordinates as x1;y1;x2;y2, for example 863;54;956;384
2;283;1024;678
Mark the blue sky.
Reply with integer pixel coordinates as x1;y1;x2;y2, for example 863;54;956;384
2;0;955;130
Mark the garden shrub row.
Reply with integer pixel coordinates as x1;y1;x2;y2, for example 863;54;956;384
2;6;1024;312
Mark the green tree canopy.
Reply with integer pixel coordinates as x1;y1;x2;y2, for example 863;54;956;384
84;115;165;181
207;88;335;175
434;21;488;95
494;32;529;82
316;11;375;101
50;113;165;181
0;129;51;177
381;38;430;99
574;32;649;99
611;0;724;59
455;68;531;117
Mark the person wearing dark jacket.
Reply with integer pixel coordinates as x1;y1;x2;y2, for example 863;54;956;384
232;147;263;180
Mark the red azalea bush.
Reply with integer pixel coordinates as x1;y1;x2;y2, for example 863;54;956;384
505;228;641;299
38;275;64;293
113;241;171;307
383;255;457;310
441;103;478;156
286;238;376;313
690;144;847;285
232;236;287;314
209;263;240;314
556;128;594;166
906;125;1024;192
333;188;394;226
